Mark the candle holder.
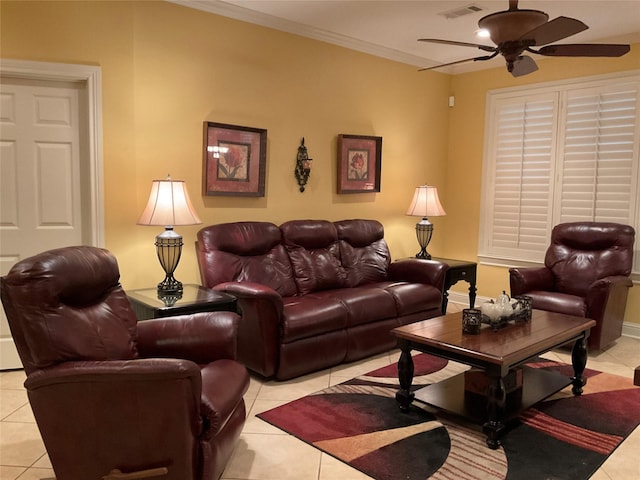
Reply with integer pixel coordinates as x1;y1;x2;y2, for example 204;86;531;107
294;137;313;192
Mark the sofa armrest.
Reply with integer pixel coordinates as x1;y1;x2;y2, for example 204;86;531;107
213;282;284;378
509;267;554;296
388;259;448;292
136;311;240;363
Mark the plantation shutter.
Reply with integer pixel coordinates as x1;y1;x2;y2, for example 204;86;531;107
481;93;557;261
557;82;639;224
479;73;640;275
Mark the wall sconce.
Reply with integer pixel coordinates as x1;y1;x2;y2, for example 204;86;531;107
406;184;447;259
294;137;313;192
137;175;202;294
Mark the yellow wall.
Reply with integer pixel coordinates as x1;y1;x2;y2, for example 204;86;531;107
1;1;638;324
1;0;450;287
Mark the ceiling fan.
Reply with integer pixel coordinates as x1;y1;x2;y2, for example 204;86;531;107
418;0;630;77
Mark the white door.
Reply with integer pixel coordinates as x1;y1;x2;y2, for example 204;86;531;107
0;61;103;370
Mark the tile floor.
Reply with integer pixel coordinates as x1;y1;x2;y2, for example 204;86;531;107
1;303;639;480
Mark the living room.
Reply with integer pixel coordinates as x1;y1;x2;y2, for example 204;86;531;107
2;0;639;324
1;1;639;479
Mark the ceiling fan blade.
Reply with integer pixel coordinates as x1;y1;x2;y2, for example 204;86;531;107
418;38;496;53
418;56;491;72
510;55;538;77
520;16;588;46
535;44;630;57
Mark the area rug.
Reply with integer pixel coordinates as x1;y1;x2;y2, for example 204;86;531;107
258;354;640;480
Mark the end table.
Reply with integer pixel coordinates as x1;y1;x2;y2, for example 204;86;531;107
400;257;477;314
126;284;236;320
431;257;477;314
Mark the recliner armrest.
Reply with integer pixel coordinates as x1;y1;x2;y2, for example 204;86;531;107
136;311;240;363
590;275;634;290
388;259;448;292
509;266;554;296
199;359;250;438
25;358;202;390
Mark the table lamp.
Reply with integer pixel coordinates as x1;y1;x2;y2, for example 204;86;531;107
137;175;202;294
406;184;446;259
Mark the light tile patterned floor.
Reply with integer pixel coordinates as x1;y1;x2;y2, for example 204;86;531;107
1;304;639;480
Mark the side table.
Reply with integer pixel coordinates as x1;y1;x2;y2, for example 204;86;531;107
401;257;477;314
431;257;477;314
126;284;236;320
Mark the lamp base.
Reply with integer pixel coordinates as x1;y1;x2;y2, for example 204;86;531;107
415;250;432;260
157;277;183;295
414;217;434;261
155;227;184;296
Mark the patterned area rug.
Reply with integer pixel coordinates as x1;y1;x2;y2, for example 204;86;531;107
258;354;640;480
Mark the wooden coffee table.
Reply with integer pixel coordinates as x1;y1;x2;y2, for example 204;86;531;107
392;310;596;449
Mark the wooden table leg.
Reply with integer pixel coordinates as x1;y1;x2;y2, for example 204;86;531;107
395;343;415;412
571;336;588;395
483;375;506;449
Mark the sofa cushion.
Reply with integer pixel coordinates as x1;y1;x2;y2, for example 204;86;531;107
308;287;397;327
281;296;348;342
197;222;297;297
335;219;390;287
382;282;443;315
281;220;347;295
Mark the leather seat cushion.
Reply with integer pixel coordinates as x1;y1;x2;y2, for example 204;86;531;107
308;287;397;327
281;296;348;342
382;282;443;315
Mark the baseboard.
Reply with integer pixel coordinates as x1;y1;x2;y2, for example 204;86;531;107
447;291;640;340
0;337;22;370
622;322;640;339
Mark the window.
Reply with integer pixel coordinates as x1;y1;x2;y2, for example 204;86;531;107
478;71;640;277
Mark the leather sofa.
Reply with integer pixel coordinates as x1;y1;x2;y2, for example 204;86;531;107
1;246;249;480
509;222;635;350
197;219;448;380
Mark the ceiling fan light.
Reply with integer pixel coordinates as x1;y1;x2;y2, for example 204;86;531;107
475;28;490;38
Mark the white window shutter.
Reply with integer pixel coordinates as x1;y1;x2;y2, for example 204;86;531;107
480;93;557;262
479;72;640;276
557;82;638;225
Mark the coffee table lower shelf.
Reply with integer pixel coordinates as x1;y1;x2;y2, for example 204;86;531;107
413;366;571;423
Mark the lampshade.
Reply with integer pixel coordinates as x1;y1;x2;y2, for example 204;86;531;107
137;177;202;227
138;176;202;295
406;185;447;218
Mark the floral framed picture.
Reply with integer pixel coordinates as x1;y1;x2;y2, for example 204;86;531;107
337;134;382;194
203;122;267;196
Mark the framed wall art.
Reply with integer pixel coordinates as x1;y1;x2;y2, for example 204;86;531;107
337;134;382;194
203;122;267;196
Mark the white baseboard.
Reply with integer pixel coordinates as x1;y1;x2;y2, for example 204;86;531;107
447;291;640;340
0;338;22;370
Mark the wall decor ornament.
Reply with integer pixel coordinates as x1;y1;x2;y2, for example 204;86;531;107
294;137;313;192
203;121;267;196
337;134;382;194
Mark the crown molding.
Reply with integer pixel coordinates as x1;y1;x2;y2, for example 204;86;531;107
167;0;430;68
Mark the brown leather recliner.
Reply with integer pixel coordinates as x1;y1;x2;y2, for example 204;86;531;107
509;222;635;350
0;246;249;480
